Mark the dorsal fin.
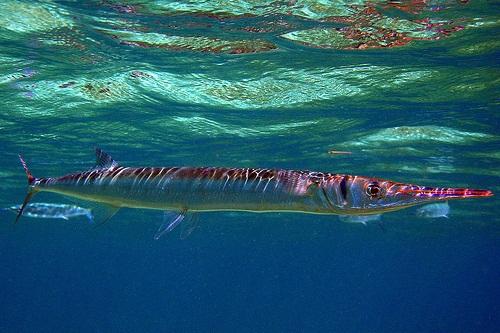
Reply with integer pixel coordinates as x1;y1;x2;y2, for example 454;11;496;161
93;147;120;170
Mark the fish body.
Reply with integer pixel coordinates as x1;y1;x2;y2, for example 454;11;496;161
14;148;493;237
2;203;93;221
339;214;382;225
415;202;450;219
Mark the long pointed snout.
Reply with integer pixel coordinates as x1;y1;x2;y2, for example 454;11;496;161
334;178;493;215
392;184;493;199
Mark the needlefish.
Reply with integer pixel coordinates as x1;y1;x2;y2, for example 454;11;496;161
2;203;93;221
415;202;451;219
14;148;493;239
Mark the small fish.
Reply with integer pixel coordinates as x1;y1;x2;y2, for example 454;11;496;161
415;202;450;219
2;203;93;221
328;150;352;155
338;214;382;225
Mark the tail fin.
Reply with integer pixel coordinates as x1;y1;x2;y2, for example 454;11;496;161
15;155;37;225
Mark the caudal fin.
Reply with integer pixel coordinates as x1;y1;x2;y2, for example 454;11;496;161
14;155;37;225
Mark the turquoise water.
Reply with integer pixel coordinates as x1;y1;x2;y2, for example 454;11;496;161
0;1;498;331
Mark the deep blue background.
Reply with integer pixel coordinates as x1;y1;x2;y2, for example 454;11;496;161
1;210;498;332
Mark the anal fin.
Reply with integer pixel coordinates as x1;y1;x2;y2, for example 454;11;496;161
91;203;120;227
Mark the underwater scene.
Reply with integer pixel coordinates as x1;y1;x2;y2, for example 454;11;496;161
0;0;498;332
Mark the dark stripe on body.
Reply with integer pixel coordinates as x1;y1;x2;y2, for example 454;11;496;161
340;176;347;201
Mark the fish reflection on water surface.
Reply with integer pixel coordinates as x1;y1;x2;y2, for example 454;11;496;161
2;203;93;221
415;202;451;219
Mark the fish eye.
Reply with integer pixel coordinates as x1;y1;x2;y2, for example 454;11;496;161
366;182;381;198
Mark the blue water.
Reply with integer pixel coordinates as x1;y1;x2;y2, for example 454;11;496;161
0;1;498;332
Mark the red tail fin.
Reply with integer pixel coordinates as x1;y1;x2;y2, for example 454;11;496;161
15;155;37;224
18;155;35;184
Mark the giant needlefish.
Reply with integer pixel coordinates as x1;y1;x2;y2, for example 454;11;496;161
15;148;493;239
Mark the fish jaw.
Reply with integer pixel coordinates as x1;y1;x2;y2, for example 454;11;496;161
392;185;493;199
329;177;493;215
372;183;493;213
